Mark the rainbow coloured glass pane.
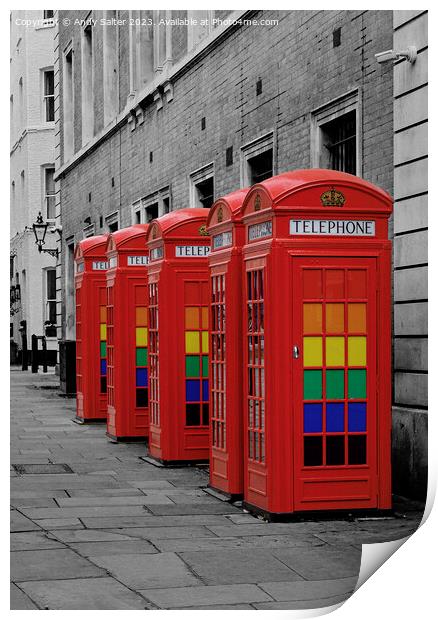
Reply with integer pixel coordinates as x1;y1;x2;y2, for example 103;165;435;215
136;368;148;387
303;403;322;433
326;402;344;432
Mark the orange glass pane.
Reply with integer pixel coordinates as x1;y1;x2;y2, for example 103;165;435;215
185;307;199;329
100;306;107;322
326;304;344;333
325;270;344;299
201;306;209;329
303;304;322;334
347;269;367;298
303;269;322;299
348;304;366;333
136;307;148;326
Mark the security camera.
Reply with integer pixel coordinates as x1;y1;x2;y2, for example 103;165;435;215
375;46;417;64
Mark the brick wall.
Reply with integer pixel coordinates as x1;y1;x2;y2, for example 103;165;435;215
57;9;394;350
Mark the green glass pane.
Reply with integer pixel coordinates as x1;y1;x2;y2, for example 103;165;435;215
326;369;344;399
186;355;200;377
303;370;322;400
202;355;209;378
348;369;367;399
136;348;147;366
100;341;107;357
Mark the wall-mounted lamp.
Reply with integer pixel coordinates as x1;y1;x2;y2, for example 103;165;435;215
32;212;59;259
375;46;417;64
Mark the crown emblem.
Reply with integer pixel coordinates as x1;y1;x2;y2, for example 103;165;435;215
320;187;346;207
152;225;157;239
254;194;261;211
217;206;223;223
199;225;208;236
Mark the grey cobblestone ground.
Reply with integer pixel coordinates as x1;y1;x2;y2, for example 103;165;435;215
10;369;424;610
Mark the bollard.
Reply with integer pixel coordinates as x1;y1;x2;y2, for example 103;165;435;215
41;336;48;373
20;320;28;371
31;334;38;374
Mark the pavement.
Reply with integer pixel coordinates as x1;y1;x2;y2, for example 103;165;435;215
10;368;424;610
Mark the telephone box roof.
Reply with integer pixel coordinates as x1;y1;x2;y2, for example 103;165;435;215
106;224;149;252
74;234;109;260
242;169;392;215
147;208;210;241
207;188;250;228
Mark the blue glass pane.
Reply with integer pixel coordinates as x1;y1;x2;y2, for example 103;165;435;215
136;368;148;387
186;379;200;402
202;379;209;402
348;402;367;432
100;359;107;376
304;403;322;433
326;402;344;432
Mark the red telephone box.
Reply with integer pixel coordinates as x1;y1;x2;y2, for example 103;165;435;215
206;189;249;497
146;208;211;465
74;235;109;423
105;225;150;441
241;169;392;518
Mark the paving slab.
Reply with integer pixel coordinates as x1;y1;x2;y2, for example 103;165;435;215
103;525;218;541
33;518;85;530
253;594;349;610
11;549;106;582
11;531;66;551
147;503;240;516
154;534;323;553
17;577;150;610
258;576;358;601
47;529;138;543
10;510;41;532
142;584;272;608
180;549;304;585
20;505;152;519
88;552;200;590
10;583;39;610
66;540;158;556
66;488;145;497
272;545;362;580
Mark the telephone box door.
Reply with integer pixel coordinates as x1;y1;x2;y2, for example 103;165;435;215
292;256;378;511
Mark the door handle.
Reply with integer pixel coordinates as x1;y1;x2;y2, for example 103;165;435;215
293;345;300;359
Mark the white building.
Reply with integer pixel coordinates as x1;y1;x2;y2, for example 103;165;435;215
10;10;57;364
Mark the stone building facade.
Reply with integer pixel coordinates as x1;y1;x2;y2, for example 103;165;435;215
53;10;427;497
10;10;57;363
391;10;428;499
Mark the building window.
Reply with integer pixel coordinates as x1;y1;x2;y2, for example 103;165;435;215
189;164;214;209
241;132;274;187
81;24;94;144
43;10;54;19
105;211;119;232
63;49;74;161
43;167;55;220
145;202;158;223
83;224;95;238
311;89;361;176
44;268;57;337
43;69;54;122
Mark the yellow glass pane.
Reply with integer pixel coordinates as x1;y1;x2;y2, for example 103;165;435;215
303;337;322;367
326;337;345;366
202;331;209;353
303;304;322;334
201;307;209;329
348;304;366;333
100;323;107;340
185;331;200;353
348;336;367;366
136;327;148;346
326;304;344;333
100;306;107;322
135;307;148;326
185;307;199;329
